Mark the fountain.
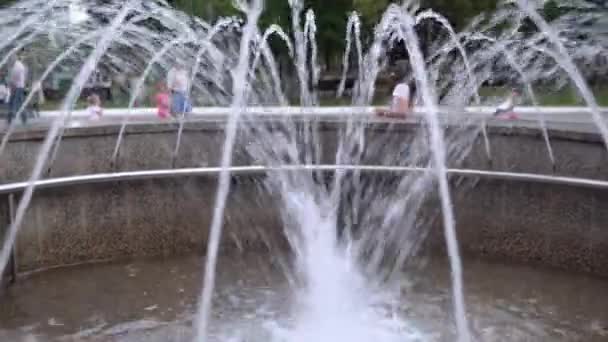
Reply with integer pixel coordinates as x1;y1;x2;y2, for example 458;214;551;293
1;0;608;341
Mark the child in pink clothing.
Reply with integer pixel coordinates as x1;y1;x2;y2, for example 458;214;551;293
155;82;170;119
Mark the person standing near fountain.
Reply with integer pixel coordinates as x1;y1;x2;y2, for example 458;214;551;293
154;81;171;119
7;52;28;124
376;76;417;118
167;63;191;117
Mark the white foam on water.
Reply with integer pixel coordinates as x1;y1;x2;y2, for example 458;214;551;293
262;192;428;342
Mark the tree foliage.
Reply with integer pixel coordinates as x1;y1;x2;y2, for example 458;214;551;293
418;0;499;29
0;0;600;70
168;0;503;65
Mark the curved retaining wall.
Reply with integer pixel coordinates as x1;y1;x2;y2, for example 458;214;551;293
1;116;607;276
2;117;608;182
6;177;285;274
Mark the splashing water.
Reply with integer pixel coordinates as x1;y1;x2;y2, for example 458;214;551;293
337;12;363;99
0;1;607;342
415;9;494;162
515;0;608;151
463;32;555;165
267;192;424;342
0;0;134;285
194;1;263;340
382;4;471;340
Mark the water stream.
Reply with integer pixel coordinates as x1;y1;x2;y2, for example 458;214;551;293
0;1;607;342
390;6;471;340
0;0;134;283
515;0;608;151
193;2;263;340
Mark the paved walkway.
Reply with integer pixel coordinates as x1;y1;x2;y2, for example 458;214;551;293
0;106;605;135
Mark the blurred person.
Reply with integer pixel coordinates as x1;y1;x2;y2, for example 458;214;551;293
167;63;191;116
86;93;103;121
376;75;417;118
0;80;8;126
0;81;9;105
30;81;45;118
154;81;171;119
8;52;28;124
493;88;520;120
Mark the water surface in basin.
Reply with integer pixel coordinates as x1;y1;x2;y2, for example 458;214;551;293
0;253;607;341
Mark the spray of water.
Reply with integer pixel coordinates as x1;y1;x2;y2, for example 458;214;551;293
392;4;471;341
0;0;134;284
0;30;102;156
268;192;419;342
516;0;608;150
193;1;263;340
414;9;497;165
173;19;239;162
112;35;192;163
0;0;59;53
250;24;293;105
2;1;608;341
464;32;555;165
337;12;363;98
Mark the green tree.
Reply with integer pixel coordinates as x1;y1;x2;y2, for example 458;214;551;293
306;0;353;68
170;0;353;69
542;0;563;21
168;0;237;20
353;0;391;30
417;0;499;30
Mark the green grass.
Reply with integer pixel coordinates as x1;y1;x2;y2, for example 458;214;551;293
319;86;608;107
39;94;153;111
478;86;608;106
35;85;608;110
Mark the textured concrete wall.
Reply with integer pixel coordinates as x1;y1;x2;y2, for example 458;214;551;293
10;172;608;276
3;121;608;182
1;123;231;182
462;125;608;180
14;177;285;272
2;120;608;276
442;179;608;277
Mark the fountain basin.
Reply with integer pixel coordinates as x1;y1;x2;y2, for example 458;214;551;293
1;112;608;341
2;112;608;276
2;168;607;275
1;253;607;341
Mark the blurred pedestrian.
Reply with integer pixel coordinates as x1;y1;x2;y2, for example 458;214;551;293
154;81;171;119
30;81;45;118
0;81;9;105
7;52;28;124
494;88;520;120
376;74;417;118
167;63;191;116
86;93;103;121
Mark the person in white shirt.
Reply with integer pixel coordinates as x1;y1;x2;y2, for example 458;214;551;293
167;64;191;116
493;88;520;120
8;54;28;124
376;77;417;118
167;65;188;93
